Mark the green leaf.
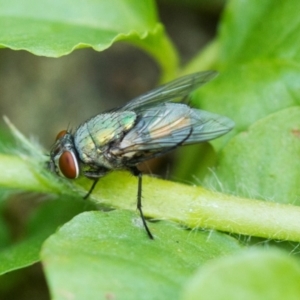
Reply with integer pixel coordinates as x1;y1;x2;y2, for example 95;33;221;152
218;0;300;65
204;107;300;205
41;210;241;300
194;61;300;137
0;0;178;79
0;191;12;250
182;249;300;300
173;143;217;183
181;62;300;186
0;197;94;275
0;126;15;153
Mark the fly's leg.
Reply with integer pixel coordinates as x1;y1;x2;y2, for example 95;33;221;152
127;129;193;239
83;168;109;199
83;178;99;199
131;167;154;239
137;171;154;239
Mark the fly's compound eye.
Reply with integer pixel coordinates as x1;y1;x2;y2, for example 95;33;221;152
58;151;79;179
56;130;68;141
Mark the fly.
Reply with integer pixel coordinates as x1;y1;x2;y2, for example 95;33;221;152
49;71;234;239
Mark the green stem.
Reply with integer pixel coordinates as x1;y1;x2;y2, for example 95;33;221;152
1;153;300;242
91;173;300;242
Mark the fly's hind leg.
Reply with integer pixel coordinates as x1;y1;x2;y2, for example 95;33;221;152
128;129;193;239
130;166;154;239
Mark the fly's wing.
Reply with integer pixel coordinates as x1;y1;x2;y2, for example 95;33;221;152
184;109;235;143
114;103;234;163
120;71;217;112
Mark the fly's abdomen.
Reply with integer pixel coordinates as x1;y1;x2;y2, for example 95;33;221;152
74;111;136;166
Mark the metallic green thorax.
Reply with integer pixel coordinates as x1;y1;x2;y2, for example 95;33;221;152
74;111;136;169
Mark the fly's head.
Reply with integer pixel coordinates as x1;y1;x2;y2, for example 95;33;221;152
49;130;80;180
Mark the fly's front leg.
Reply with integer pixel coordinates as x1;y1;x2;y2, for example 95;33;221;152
131;167;154;239
83;178;99;200
83;168;108;199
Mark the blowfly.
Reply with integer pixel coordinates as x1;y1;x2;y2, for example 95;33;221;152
49;71;234;239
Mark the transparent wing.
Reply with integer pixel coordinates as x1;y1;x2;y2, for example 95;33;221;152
115;103;234;160
120;71;218;112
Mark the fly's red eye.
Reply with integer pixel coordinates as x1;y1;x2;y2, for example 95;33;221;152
58;151;79;179
56;130;68;141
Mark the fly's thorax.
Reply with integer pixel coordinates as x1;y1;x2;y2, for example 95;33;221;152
49;130;80;179
73;111;137;168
